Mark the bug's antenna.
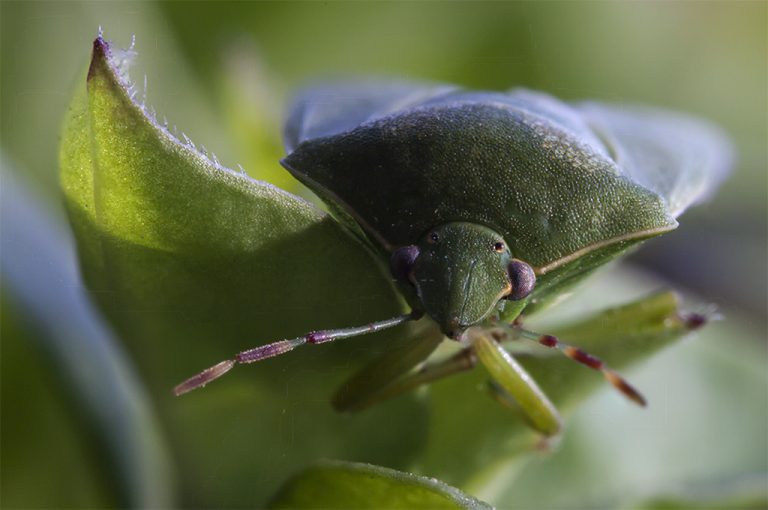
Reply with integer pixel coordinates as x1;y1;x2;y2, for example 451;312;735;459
174;312;420;396
511;328;648;406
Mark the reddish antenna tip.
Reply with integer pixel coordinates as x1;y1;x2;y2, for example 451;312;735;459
174;360;235;396
604;370;647;407
684;313;707;330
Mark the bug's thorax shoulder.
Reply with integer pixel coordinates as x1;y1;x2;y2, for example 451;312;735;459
282;98;676;270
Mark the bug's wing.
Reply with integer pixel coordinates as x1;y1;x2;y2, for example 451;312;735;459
578;103;733;218
283;80;458;152
503;88;612;157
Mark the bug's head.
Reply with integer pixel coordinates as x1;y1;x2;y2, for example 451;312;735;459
390;222;536;339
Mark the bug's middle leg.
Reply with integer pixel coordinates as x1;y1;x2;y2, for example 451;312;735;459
336;346;481;411
331;319;444;412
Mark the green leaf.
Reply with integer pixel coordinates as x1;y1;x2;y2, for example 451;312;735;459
59;36;427;506
269;460;492;509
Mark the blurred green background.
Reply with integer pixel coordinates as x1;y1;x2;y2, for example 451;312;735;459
2;1;766;508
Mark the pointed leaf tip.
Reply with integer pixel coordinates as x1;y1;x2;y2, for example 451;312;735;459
87;36;109;81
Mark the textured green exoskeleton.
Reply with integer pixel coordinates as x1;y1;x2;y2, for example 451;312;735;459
178;81;731;438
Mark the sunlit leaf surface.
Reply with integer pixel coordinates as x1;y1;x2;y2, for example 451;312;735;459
58;36;432;506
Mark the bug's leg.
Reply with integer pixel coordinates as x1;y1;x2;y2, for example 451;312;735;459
335;343;478;411
485;380;562;451
469;328;562;437
332;319;444;411
174;312;419;396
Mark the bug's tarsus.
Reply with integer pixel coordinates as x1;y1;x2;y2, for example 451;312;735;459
515;328;647;407
174;312;418;396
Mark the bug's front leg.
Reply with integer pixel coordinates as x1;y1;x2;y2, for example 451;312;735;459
469;328;563;438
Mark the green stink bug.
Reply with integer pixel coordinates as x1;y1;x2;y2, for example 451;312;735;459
175;82;731;437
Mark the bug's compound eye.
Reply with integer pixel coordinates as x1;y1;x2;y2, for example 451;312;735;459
427;231;440;244
493;241;506;253
390;245;420;284
507;259;536;301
